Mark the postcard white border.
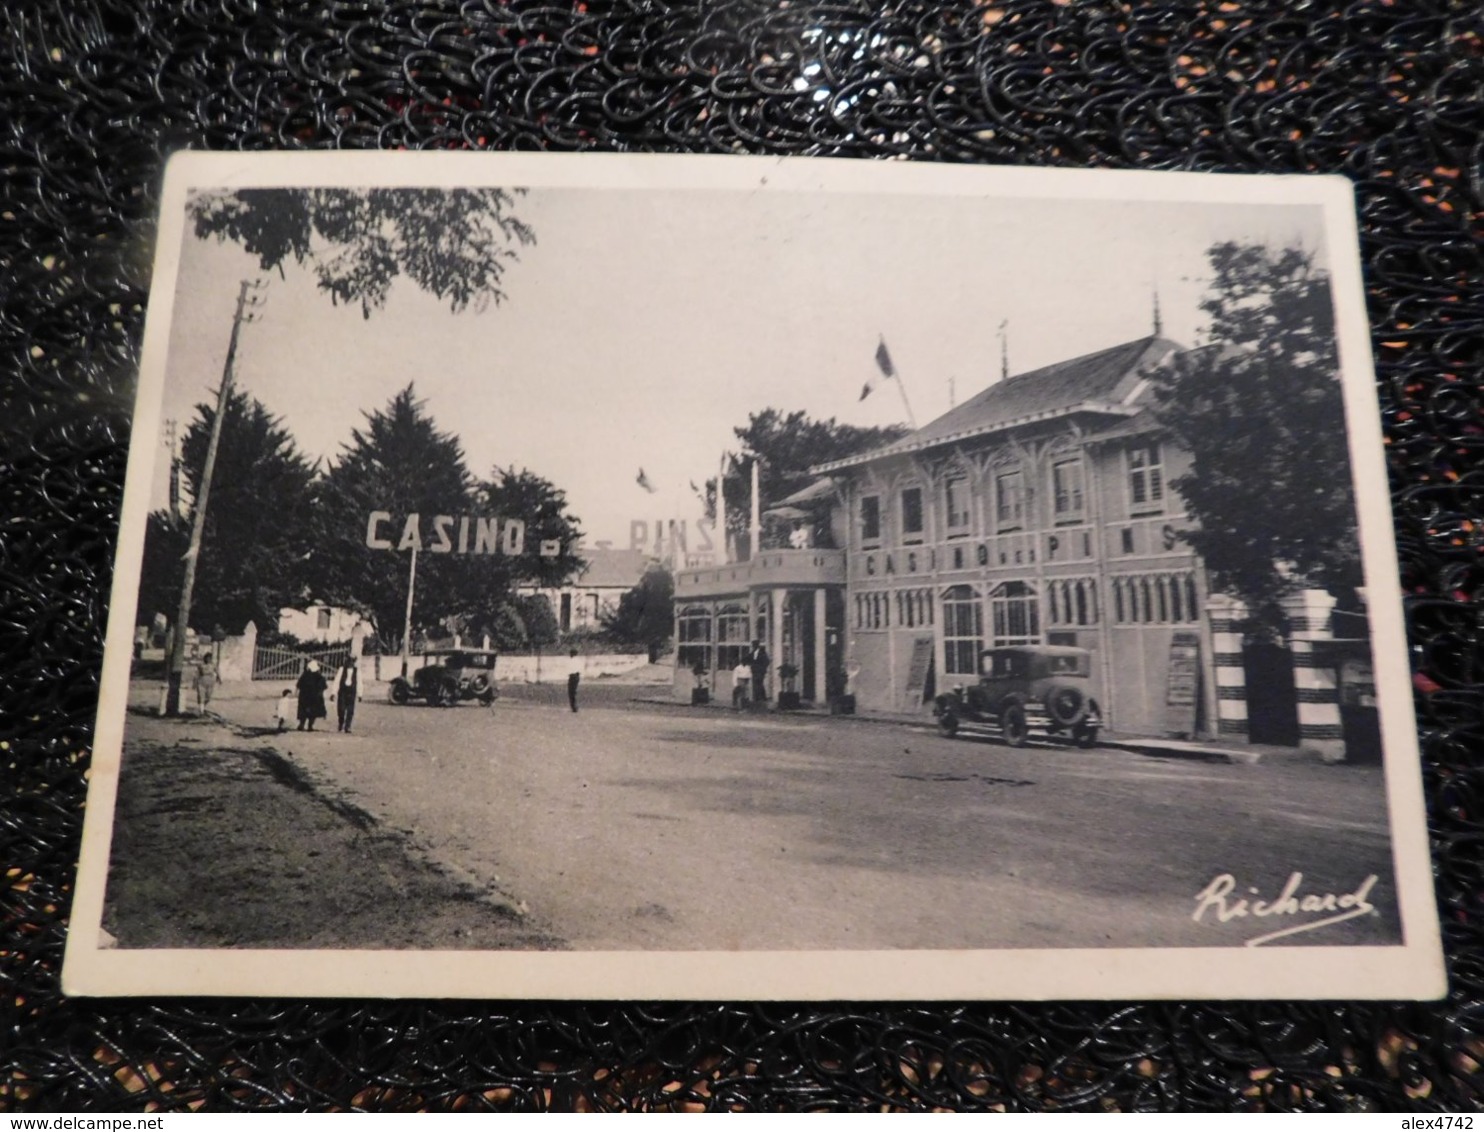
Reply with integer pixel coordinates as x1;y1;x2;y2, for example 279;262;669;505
63;152;1445;1001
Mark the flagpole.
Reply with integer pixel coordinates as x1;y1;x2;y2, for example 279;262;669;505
718;453;730;565
895;373;918;430
872;336;919;430
749;457;761;563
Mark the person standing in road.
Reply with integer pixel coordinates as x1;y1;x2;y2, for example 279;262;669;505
566;648;583;713
296;659;328;731
193;653;218;713
749;639;770;703
732;659;751;710
332;656;360;733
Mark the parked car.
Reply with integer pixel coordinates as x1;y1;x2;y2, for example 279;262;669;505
933;645;1101;747
389;649;499;706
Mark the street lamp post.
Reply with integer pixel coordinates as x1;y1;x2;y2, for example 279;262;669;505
400;543;418;678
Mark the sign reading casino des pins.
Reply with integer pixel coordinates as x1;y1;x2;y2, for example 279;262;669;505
365;511;557;557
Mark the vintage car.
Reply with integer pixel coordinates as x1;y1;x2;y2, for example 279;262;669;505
933;645;1101;747
389;648;499;706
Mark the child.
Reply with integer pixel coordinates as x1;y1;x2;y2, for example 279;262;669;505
732;660;751;710
273;688;295;732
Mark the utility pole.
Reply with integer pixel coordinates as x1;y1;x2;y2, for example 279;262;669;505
166;279;261;716
162;420;181;518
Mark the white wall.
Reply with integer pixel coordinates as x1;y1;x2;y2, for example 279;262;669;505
278;605;366;643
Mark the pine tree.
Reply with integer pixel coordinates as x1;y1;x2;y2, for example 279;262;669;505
312;385;474;649
162;390;317;632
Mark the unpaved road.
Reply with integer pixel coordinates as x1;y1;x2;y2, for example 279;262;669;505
105;712;558;950
105;679;1400;952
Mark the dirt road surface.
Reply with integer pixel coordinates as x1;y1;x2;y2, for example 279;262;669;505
105;678;1400;953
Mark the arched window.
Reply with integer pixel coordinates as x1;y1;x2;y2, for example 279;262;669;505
990;581;1041;646
942;585;983;675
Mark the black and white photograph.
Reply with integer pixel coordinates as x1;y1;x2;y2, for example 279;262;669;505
64;153;1442;1001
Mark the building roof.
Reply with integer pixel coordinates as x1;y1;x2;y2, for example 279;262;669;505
569;547;653;590
811;336;1181;473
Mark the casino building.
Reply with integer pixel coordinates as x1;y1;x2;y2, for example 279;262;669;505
672;332;1374;757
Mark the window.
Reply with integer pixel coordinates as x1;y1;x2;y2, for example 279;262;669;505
1051;458;1085;523
990;581;1041;646
942;585;983;676
716;603;750;671
1047;578;1098;626
896;587;932;629
945;475;971;533
901;486;924;543
316;608;332;630
860;495;881;545
1128;442;1165;513
677;605;712;671
994;470;1025;531
1110;572;1199;624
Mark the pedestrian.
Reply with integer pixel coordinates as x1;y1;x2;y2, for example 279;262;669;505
273;688;295;732
567;648;583;713
296;659;328;731
331;656;360;733
193;653;218;713
749;639;770;703
732;659;751;710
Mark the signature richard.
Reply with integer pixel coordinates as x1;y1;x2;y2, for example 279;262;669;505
1192;872;1379;947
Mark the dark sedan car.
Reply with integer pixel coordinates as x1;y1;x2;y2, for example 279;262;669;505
389;649;499;706
933;645;1101;747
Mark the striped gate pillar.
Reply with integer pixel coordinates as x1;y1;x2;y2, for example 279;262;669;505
1281;588;1345;763
1205;593;1249;740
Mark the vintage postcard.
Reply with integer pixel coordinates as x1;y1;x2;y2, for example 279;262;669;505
64;152;1444;1000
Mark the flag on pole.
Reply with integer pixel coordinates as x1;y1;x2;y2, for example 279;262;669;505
861;336;896;401
636;468;658;494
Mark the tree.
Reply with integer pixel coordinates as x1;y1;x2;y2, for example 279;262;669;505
602;566;676;662
484;595;558;653
705;410;909;549
189;188;536;318
137;511;189;628
450;467;585;644
470;466;585;590
311;385;476;650
1150;241;1361;630
143;390;317;633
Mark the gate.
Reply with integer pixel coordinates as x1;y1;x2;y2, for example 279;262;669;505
1243;637;1299;746
252;644;351;681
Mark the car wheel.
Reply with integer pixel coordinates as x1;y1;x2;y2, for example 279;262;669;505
1001;703;1029;747
389;680;410;705
937;710;959;738
1073;722;1099;748
469;674;491;697
1045;684;1088;727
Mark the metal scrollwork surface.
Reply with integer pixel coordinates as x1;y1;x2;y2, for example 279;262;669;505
2;0;1481;1113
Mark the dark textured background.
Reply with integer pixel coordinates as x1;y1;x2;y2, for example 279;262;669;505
2;0;1481;1112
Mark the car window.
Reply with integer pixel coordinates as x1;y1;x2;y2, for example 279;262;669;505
986;654;1026;677
1049;655;1081;674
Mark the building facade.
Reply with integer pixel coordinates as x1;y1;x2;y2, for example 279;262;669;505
812;335;1216;735
519;545;653;634
672;333;1375;757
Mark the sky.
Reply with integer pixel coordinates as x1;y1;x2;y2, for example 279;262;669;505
150;185;1327;548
